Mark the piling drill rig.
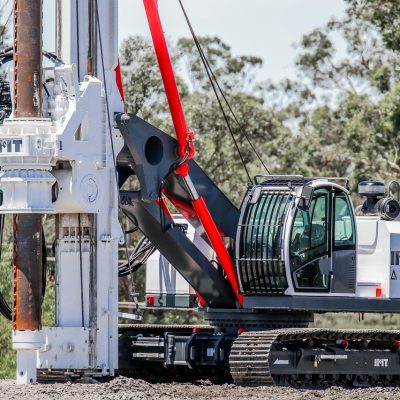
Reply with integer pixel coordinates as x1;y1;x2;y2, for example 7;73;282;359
3;0;400;387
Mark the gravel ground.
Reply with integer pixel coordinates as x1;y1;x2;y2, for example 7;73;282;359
0;377;399;400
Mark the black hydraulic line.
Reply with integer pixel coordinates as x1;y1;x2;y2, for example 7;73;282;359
121;191;237;308
0;48;63;66
118;235;156;277
0;48;63;118
0;292;11;320
178;0;271;176
125;226;139;235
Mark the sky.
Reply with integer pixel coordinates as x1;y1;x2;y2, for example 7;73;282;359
2;0;346;83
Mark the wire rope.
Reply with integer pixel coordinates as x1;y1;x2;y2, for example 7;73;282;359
178;0;271;177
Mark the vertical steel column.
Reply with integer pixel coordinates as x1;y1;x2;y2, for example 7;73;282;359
12;0;43;331
13;215;43;330
13;0;42;118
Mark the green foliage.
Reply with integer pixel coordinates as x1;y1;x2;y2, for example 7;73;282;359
265;1;400;191
0;224;14;379
119;1;400;196
0;4;10;49
346;0;400;52
177;36;262;93
121;35;287;204
314;313;400;330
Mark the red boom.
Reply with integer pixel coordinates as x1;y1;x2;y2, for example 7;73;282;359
143;0;194;161
143;0;243;306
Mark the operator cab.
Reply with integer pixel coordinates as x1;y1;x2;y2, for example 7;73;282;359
236;176;357;296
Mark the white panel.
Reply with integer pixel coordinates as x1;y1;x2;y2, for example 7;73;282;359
356;217;400;298
56;214;91;327
145;216;214;297
37;327;90;369
390;233;400;298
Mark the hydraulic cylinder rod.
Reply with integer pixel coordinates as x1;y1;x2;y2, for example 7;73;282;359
12;0;43;331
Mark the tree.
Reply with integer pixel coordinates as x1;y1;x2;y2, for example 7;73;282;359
120;35;287;204
120;2;400;195
263;1;400;189
0;4;10;49
345;0;400;52
177;36;262;93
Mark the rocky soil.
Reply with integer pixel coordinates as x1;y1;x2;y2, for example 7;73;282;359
0;377;399;400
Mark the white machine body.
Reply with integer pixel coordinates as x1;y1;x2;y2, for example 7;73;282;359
1;0;124;384
356;216;400;299
145;215;214;308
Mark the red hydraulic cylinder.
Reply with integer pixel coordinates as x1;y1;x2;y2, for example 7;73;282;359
192;196;243;305
143;0;242;306
143;0;195;160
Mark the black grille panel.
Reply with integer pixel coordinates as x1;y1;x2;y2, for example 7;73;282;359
237;190;291;295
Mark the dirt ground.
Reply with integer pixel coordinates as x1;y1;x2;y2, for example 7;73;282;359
0;377;399;400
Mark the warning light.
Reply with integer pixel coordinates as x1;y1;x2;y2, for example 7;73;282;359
147;295;154;306
336;339;349;347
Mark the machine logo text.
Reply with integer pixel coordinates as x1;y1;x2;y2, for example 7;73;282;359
374;359;388;367
0;138;22;153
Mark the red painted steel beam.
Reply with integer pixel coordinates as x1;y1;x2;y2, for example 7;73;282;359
143;0;195;161
143;0;242;305
192;196;243;305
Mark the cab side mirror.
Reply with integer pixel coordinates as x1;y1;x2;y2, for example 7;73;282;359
298;185;314;211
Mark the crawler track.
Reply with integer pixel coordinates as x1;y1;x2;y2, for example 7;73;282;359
229;328;400;387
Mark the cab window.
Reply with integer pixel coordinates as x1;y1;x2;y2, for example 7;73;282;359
290;188;330;290
334;192;355;250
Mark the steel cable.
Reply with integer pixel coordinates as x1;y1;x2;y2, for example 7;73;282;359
178;0;271;177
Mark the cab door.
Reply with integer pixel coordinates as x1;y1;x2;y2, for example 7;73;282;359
330;189;357;293
289;186;357;294
289;187;332;292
